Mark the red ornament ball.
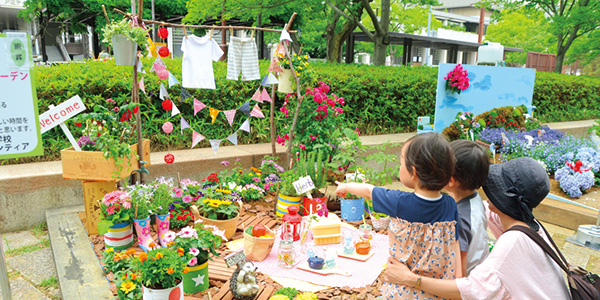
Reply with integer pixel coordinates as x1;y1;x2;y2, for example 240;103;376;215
164;154;175;164
158;46;170;58
161;99;173;111
158;27;169;39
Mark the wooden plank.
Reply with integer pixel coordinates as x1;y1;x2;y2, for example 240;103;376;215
265;219;278;230
247;216;263;228
46;205;113;300
212;280;231;299
256;285;275;300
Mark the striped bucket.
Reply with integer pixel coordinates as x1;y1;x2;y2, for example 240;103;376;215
276;194;302;217
104;222;134;251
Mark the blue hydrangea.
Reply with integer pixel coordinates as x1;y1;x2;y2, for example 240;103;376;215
555;163;595;198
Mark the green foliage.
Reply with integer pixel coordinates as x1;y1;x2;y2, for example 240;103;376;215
102;19;150;55
361;142;398;186
278;170;304;197
126;184;152;220
132;247;187;290
151;182;175;215
297;151;327;192
273;287;299;299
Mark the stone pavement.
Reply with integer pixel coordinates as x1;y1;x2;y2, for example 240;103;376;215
0;226;60;300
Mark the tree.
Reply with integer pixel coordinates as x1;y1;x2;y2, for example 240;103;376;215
485;7;555;65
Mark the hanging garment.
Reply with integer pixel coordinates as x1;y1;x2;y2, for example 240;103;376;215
226;36;260;81
181;35;224;89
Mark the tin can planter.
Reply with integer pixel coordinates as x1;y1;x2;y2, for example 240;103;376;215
112;34;137;66
276;193;302;217
182;260;209;293
155;213;170;247
104;222;134;251
278;69;294;93
142;279;183;300
340;197;365;222
302;196;327;216
134;217;154;251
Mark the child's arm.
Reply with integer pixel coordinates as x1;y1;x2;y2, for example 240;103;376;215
460;251;467;278
335;181;375;200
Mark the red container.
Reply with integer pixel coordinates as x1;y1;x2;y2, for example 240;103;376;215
355;241;371;255
302;196;327;216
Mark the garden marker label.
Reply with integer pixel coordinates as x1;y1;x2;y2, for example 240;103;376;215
0;32;44;159
224;249;246;268
293;176;315;195
39;95;86;151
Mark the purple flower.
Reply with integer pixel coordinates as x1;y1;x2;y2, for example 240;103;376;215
221;160;230;166
77;136;95;148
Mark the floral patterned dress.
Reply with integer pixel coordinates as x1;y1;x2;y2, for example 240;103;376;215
382;218;461;300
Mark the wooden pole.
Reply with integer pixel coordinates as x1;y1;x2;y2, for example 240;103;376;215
270;85;277;158
132;0;144;184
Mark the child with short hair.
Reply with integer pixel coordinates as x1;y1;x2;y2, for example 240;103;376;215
445;140;490;276
335;132;460;300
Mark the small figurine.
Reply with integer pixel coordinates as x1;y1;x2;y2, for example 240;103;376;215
324;248;337;268
230;260;260;300
343;235;354;255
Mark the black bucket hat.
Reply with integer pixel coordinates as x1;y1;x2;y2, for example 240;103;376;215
482;157;550;231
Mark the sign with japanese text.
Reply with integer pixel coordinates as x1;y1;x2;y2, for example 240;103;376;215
0;32;43;159
39;95;86;134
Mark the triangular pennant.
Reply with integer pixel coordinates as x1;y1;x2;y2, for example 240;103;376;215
139;77;146;94
280;29;292;42
250;103;265;118
209;139;222;155
137;57;145;74
153;62;169;80
251;88;262;102
275;43;286;57
194;99;206;116
191;131;205;148
168;72;179;88
266;72;279;85
239;118;251;133
239;102;252;116
223;110;236;127
159;83;168;100
180;117;191;134
260;74;271;88
180;87;192;102
268;57;284;73
171;103;180;117
150;56;166;72
261;88;271;102
226;132;238;145
209;107;220;124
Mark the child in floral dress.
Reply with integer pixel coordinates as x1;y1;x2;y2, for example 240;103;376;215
336;132;460;299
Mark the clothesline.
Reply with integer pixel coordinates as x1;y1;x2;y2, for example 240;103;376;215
113;8;298;33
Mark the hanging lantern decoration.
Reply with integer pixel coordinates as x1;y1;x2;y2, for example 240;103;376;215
162;99;173;111
158;46;170;58
162;121;173;134
158;27;169;39
281;206;303;242
164;154;175;164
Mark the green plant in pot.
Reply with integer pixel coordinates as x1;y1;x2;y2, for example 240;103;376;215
329;127;366;183
297;151;329;215
132;247;187;295
275;170;306;217
102;19;149;65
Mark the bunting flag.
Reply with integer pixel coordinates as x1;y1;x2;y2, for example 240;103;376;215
159;83;168;100
209;107;220;124
137;57;145;74
168;72;179;88
150;56;166;72
280;29;292;42
171;103;181;117
180;87;192;102
223;110;236;127
180;117;191;134
266;72;279;85
194;99;206;116
192;131;205;148
209;139;222;155
275;43;286;57
226;132;238;145
153;62;169;80
251;88;262;102
239;101;252;116
250;103;265;118
240;118;251;133
260;74;271;88
139;78;146;94
261;88;271;102
268;57;283;73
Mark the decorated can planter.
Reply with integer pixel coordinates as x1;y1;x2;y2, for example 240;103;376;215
182;260;209;293
133;217;153;251
142;280;183;300
278;69;294;93
302;196;327;216
104;222;134;250
340;197;365;222
111;34;137;66
155;213;171;247
276;193;302;217
197;214;239;240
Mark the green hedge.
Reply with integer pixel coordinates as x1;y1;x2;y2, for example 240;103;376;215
3;59;599;165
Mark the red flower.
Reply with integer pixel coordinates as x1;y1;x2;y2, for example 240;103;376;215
133;106;139;114
162;99;173;111
164;154;175;164
74;122;82;127
158;27;169;39
158;46;170;58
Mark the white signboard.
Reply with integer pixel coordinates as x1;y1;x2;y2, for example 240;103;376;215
293;176;315;195
39;95;86;133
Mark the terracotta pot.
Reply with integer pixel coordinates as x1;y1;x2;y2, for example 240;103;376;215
196;213;239;240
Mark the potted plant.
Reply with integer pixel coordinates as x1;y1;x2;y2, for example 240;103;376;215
276;170;305;217
98;190;135;250
102;19;149;65
132;247;186;299
62;99;150;181
127;183;156;251
162;224;222;293
191;174;241;240
275;52;309;93
339;177;366;222
100;248;143;299
151;181;175;247
169;181;200;230
297;151;328;215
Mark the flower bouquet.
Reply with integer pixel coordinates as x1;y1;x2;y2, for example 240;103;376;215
444;64;469;94
132;248;187;298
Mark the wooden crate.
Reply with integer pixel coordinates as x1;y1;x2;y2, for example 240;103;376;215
61;139;151;181
82;180;117;235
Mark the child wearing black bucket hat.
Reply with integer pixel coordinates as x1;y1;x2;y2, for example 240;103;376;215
382;157;570;300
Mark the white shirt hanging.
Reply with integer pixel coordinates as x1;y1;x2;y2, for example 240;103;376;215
181;35;224;89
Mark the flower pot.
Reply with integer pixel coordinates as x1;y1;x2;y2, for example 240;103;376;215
134;217;155;251
155;213;170;247
276;193;302;217
243;227;276;262
340;197;365;222
302;196;327;216
104;222;134;251
182;260;209;293
197;213;239;240
111;34;137;66
370;214;391;230
278;69;294;94
142;279;183;300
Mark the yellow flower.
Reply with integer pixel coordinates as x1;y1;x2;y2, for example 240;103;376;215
155;252;163;260
203;199;210;204
106;247;114;253
183;267;190;274
216;188;231;194
209;202;219;208
120;281;136;294
125;249;136;256
221;200;232;206
166;267;175;275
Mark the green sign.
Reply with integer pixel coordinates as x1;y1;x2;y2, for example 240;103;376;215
0;32;43;159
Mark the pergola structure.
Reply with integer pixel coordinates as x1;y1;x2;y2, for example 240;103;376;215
347;31;523;65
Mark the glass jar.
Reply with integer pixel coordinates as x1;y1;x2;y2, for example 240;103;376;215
343;235;354;255
359;224;373;241
278;239;295;268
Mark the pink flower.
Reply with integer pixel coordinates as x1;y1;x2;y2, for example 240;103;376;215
177;226;198;239
172;188;183;198
284;134;289;140
113;107;119;112
189;247;200;256
142;227;150;236
188;257;198;266
122;201;131;209
310;135;316;141
162;231;176;244
265;182;273;191
280;106;289;118
337;97;345;106
252;177;260;182
106;205;116;215
299;144;306;150
182;195;193;203
220;160;230;166
276;135;286;146
334;107;344;116
313;93;324;104
355;127;361;136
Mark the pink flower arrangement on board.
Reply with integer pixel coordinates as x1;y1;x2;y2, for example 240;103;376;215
444;64;470;94
98;190;133;235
